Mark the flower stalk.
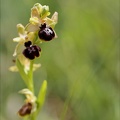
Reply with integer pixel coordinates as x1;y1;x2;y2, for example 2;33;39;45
9;3;58;120
28;60;34;93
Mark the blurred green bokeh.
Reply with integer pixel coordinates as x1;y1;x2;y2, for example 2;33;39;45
0;0;119;120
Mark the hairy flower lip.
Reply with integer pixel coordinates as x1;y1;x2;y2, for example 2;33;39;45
38;23;55;41
24;41;32;47
18;102;32;116
23;41;41;60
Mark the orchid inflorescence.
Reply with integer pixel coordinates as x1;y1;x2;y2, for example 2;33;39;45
9;3;58;119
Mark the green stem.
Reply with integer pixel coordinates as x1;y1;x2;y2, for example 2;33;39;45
30;112;37;120
23;116;29;120
28;60;34;93
28;60;37;120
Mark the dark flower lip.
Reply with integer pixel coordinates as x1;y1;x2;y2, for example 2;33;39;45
40;23;46;30
23;41;41;60
38;23;55;41
32;46;41;57
23;48;35;60
24;41;32;47
18;102;32;116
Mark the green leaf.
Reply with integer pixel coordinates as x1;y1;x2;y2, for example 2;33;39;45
37;80;47;113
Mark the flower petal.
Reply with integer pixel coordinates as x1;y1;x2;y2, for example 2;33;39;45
31;6;39;18
29;17;39;25
13;42;25;57
41;5;50;19
13;37;22;42
27;32;37;42
17;24;25;36
45;18;53;26
19;89;36;103
25;23;39;32
45;12;58;28
17;54;30;74
33;63;41;71
51;12;58;24
9;65;18;72
34;3;43;15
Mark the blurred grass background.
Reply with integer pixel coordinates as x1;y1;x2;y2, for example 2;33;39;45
0;0;120;120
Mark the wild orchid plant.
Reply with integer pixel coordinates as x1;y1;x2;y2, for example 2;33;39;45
9;3;58;120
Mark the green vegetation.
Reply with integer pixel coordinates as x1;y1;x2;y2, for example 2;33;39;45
1;0;119;120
